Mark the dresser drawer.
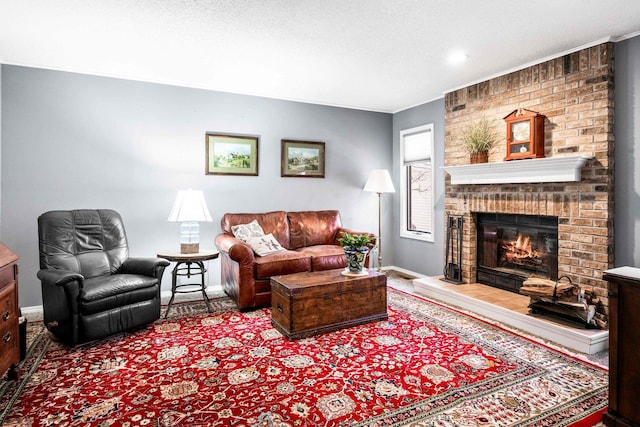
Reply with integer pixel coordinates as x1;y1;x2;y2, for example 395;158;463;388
0;281;18;324
0;321;19;373
0;244;19;379
0;264;15;289
0;278;19;377
0;321;18;342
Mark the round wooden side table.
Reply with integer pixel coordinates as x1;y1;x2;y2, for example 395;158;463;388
157;250;220;318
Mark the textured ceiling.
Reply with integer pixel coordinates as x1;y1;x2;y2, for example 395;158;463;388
1;0;639;112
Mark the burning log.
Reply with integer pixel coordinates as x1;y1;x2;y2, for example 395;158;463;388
501;233;542;265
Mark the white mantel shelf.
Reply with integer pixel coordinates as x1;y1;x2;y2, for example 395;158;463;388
442;155;593;185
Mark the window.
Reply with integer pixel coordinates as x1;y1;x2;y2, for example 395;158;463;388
400;124;434;242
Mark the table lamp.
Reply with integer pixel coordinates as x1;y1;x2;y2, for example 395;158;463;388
168;189;212;254
363;169;395;270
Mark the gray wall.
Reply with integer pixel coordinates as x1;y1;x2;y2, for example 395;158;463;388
3;33;639;308
390;98;446;276
0;65;2;234
1;65;392;308
614;35;640;267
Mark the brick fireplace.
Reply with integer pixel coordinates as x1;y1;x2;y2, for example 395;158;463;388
443;43;614;311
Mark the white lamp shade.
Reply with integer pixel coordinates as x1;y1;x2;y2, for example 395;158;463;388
363;169;395;193
168;189;212;222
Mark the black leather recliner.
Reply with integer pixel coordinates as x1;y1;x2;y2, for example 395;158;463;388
37;209;169;346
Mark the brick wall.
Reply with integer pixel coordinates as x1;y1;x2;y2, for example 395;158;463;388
444;43;615;308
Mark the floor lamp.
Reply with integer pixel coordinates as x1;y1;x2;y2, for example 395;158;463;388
364;169;395;271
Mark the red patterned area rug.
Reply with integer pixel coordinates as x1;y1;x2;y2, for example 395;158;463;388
0;288;607;426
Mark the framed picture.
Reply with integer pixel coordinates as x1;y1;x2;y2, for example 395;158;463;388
206;133;259;176
281;139;325;178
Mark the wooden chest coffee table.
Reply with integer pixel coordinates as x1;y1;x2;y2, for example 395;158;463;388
270;269;388;340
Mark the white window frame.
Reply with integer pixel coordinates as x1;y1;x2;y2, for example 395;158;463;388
400;123;435;242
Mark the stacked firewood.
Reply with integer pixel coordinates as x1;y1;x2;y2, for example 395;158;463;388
520;277;608;329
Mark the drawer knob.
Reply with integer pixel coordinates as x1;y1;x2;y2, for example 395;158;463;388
2;310;9;321
277;303;283;313
3;332;11;343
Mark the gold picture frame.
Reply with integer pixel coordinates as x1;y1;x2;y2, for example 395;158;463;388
206;133;259;176
281;139;325;178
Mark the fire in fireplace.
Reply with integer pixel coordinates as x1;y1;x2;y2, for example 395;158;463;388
503;233;540;265
476;213;558;293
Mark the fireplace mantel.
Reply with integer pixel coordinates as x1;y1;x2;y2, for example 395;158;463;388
442;155;593;185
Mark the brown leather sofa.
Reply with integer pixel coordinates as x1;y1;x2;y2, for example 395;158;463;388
215;210;374;310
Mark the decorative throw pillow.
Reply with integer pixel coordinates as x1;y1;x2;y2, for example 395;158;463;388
231;220;265;242
247;233;287;256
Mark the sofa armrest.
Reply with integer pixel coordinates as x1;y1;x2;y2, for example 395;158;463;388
215;233;260;310
215;233;255;263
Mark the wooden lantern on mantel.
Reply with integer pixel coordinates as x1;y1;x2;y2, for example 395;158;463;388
503;108;545;161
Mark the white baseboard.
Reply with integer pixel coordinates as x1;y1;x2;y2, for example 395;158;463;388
381;265;427;278
21;304;43;317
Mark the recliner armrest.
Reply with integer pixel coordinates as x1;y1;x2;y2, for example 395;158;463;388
120;258;170;277
37;268;84;286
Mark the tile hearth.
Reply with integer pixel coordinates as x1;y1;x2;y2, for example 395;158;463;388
411;275;608;355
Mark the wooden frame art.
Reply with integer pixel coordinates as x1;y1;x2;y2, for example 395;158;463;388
205;133;259;176
281;139;325;178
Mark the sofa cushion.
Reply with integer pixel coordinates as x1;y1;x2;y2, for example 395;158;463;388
221;211;290;249
231;220;265;242
288;210;342;249
247;233;287;256
296;245;348;271
254;251;311;279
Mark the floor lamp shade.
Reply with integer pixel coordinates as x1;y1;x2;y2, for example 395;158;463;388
364;170;395;270
168;189;212;254
363;169;395;194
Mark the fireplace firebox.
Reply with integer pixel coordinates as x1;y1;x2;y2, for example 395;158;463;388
476;213;558;293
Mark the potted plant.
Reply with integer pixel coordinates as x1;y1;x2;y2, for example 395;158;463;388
460;117;498;164
338;232;375;273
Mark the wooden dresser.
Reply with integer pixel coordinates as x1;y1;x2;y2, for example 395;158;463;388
603;267;640;427
0;243;19;380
